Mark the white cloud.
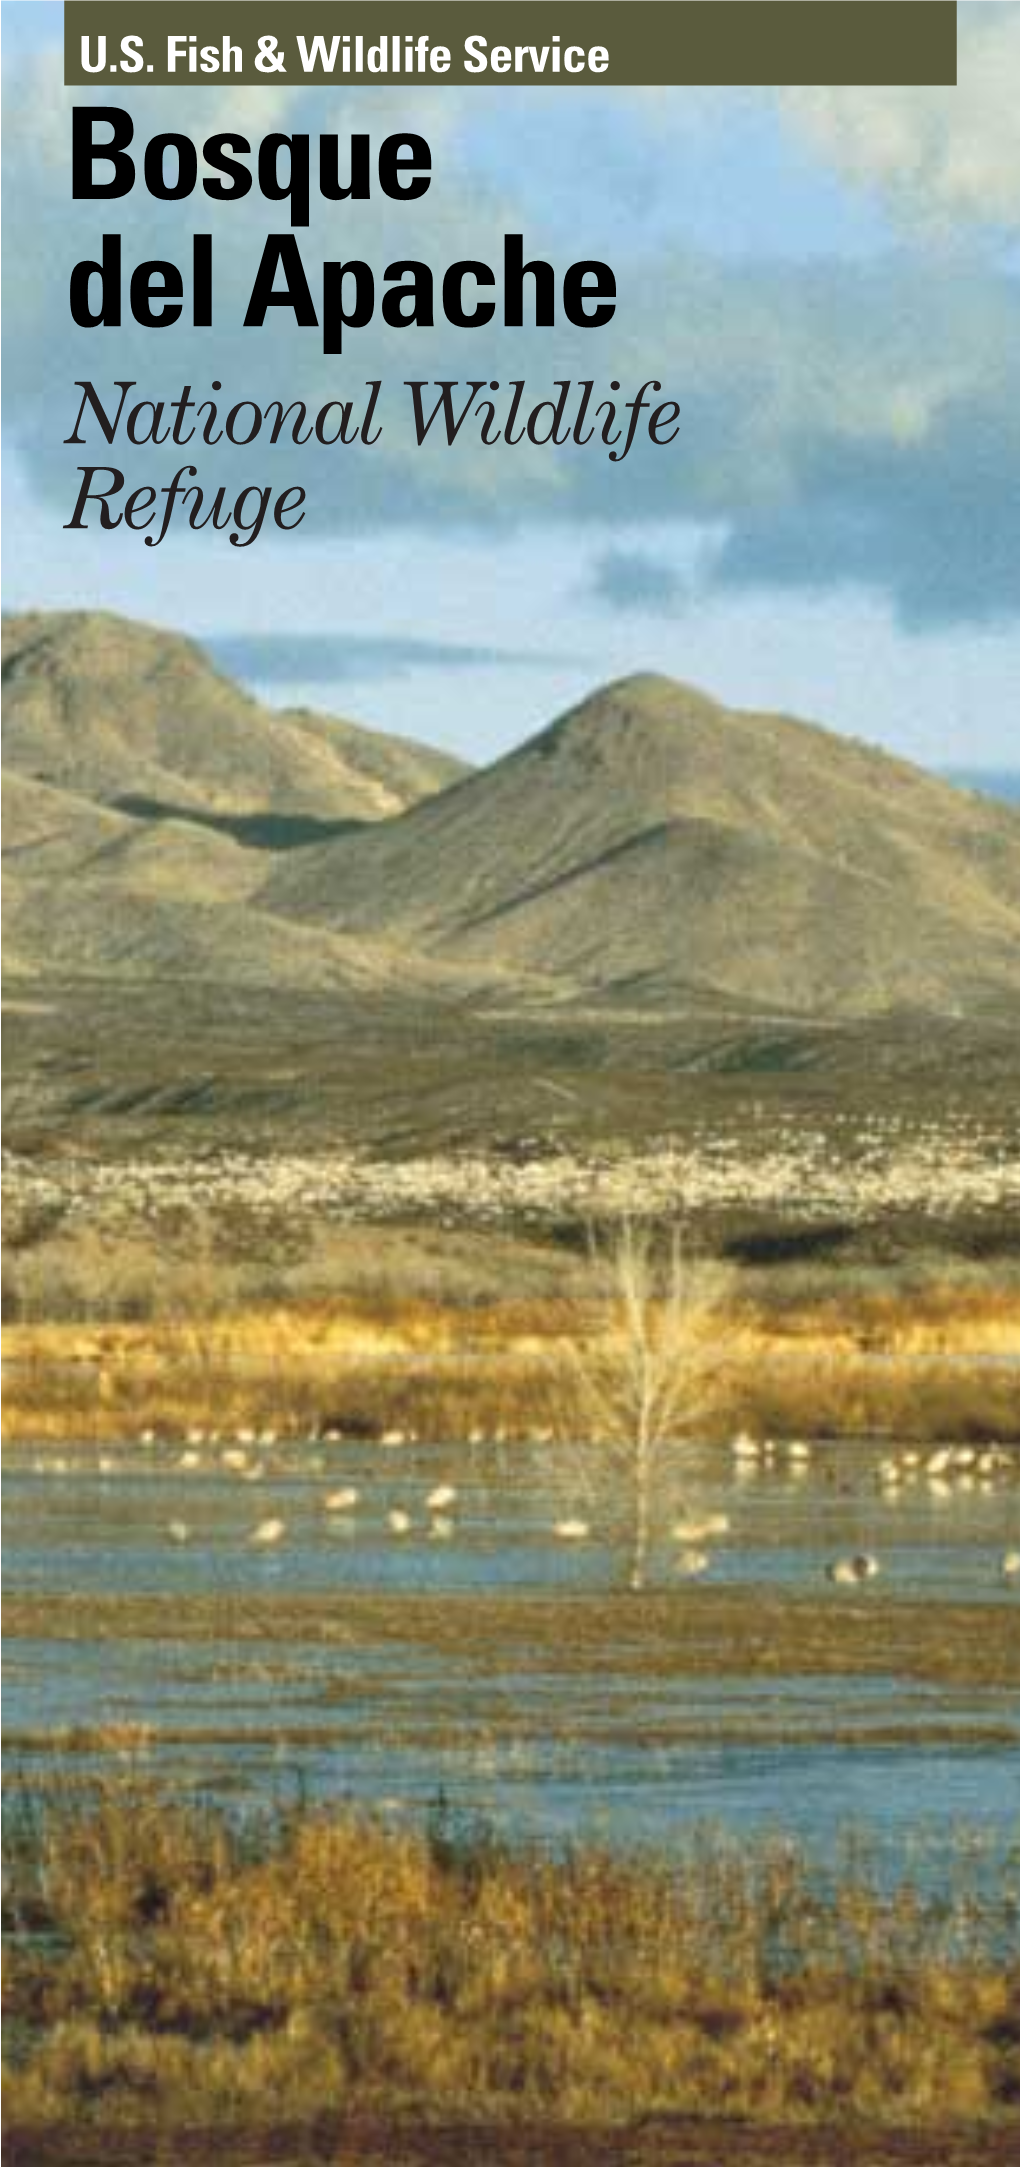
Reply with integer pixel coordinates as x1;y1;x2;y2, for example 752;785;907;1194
782;6;1020;233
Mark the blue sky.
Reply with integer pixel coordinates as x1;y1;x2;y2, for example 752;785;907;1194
2;1;1018;768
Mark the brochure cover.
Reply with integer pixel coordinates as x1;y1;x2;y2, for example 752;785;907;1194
4;3;1019;2159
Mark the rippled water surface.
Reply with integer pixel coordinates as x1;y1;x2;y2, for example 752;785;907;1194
4;1436;1019;1857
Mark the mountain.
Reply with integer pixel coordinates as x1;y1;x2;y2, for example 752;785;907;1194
2;770;136;877
2;609;469;992
2;611;465;837
3;868;491;997
263;674;1020;1016
5;621;1020;1021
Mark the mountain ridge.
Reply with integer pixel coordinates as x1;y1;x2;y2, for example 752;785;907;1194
260;671;1020;1016
2;610;467;827
4;616;1020;1022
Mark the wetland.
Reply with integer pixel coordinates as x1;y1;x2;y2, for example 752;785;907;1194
4;1112;1020;2153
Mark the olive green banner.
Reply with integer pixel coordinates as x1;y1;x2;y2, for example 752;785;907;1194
65;4;957;90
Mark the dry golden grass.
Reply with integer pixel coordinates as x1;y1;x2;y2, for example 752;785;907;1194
759;1282;1020;1358
4;1282;1019;1446
4;1790;1019;2133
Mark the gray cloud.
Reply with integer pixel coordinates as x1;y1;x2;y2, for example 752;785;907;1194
590;548;685;613
209;630;549;682
712;389;1020;629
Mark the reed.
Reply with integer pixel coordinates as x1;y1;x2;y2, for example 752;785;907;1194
5;1296;1019;1446
4;1788;1019;2132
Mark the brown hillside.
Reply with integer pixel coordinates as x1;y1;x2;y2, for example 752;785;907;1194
2;610;465;828
262;674;1020;1016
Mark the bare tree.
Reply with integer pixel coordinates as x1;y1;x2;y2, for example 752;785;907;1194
559;1221;730;1592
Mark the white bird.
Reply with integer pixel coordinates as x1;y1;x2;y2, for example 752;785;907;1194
553;1518;590;1541
178;1449;202;1471
429;1514;455;1541
926;1447;952;1476
427;1483;457;1511
381;1429;407;1448
826;1552;880;1586
674;1548;710;1577
222;1447;248;1472
671;1516;711;1544
250;1517;285;1546
387;1508;413;1535
324;1487;359;1512
671;1512;728;1544
167;1520;191;1544
185;1427;206;1448
1001;1550;1020;1582
731;1434;760;1462
787;1441;812;1464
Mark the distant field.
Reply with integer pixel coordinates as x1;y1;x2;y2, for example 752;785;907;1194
5;1028;1020;1445
5;974;1020;1165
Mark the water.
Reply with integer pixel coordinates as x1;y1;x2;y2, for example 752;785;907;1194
4;1437;1019;1860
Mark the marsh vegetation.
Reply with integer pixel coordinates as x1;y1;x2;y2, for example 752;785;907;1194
4;1101;1020;2153
4;1790;1020;2134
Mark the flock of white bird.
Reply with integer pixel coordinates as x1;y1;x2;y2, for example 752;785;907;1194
27;1423;1020;1585
729;1428;1014;1494
874;1442;1014;1495
165;1464;464;1550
